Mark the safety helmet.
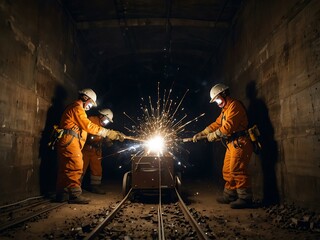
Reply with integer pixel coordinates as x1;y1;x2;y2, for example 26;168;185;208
98;108;113;123
209;83;229;103
79;88;97;106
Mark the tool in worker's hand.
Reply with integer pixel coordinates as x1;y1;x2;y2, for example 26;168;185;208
123;135;146;142
182;135;207;142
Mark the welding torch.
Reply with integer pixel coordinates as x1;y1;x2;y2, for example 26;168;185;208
123;135;146;142
181;135;207;142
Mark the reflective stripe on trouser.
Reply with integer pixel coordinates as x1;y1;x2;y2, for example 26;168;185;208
222;137;253;190
236;188;252;200
91;174;102;185
56;141;83;195
68;186;82;197
82;147;103;184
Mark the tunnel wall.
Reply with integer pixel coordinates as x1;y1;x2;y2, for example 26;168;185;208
0;0;88;204
222;0;320;209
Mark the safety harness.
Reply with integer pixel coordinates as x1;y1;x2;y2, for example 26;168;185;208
223;126;261;153
48;126;81;150
226;130;248;148
61;128;81;147
220;102;261;152
63;129;80;138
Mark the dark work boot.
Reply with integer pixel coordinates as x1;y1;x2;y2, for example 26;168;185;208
230;188;252;209
216;195;237;204
90;185;106;195
216;189;237;204
68;195;91;204
230;198;252;209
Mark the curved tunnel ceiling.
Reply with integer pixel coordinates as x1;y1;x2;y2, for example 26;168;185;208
61;0;243;78
60;0;243;118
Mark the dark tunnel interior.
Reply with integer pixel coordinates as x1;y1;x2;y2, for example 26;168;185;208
1;0;320;218
1;0;320;239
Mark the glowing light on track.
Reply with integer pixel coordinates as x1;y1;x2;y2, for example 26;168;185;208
145;135;165;155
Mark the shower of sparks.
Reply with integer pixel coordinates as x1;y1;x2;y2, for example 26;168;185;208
146;135;165;155
122;82;205;157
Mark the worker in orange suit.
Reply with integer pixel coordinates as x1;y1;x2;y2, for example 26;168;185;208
81;108;115;194
193;83;253;209
56;88;125;204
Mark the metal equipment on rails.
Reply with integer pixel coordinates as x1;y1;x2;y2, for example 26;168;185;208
122;154;182;198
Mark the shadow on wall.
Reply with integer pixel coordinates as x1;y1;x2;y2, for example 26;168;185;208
39;85;68;196
246;81;279;206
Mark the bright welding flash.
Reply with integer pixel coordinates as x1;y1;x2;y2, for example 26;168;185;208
146;135;165;155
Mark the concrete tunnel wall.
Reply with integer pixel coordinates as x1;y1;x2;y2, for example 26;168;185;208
0;0;319;211
0;0;89;204
221;0;320;209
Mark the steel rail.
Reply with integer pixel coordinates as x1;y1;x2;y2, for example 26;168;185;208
0;199;51;216
0;202;67;232
84;188;132;240
157;158;166;240
0;196;44;210
175;188;217;240
157;204;166;240
84;187;216;240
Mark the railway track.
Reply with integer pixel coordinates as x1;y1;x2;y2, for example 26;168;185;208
83;188;218;240
0;197;66;232
0;153;217;240
0;189;217;239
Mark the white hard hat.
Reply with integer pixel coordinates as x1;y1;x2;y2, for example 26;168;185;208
98;108;113;122
79;88;97;106
209;83;229;103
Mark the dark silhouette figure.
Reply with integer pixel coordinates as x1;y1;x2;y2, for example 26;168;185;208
246;81;279;206
39;85;67;196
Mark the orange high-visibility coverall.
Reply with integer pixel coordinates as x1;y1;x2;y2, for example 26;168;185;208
207;96;253;191
82;116;104;185
56;100;105;196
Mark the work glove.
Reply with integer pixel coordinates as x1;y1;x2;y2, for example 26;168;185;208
117;132;125;142
207;131;220;142
192;127;210;142
98;128;109;138
107;130;125;142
